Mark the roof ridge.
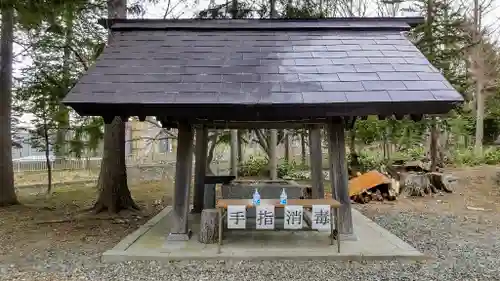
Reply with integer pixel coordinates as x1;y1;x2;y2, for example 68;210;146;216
98;17;424;32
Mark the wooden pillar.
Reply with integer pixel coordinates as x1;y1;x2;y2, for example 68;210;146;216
327;119;355;240
230;129;238;177
167;122;194;241
269;129;278;179
192;126;208;214
308;125;324;199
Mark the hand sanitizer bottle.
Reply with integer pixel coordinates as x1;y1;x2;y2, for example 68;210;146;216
280;188;287;205
253;188;261;206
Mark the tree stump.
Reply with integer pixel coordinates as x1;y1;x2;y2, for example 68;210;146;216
198;209;219;244
388;178;400;199
401;172;431;196
428;172;454;193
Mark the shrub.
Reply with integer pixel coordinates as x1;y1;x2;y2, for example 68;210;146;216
238;156;268;177
483;148;500;165
450;147;500;166
278;160;308;179
347;151;384;172
238;157;308;179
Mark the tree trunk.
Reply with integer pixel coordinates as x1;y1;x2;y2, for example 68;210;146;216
284;130;290;163
230;129;238;177
430;118;439;172
44;119;52;194
231;0;238;18
300;131;306;166
94;117;138;213
269;129;277;179
0;6;19;206
382;129;389;160
270;0;277;18
348;129;356;156
55;6;74;159
474;76;485;156
237;129;243;164
206;131;219;175
92;0;138;213
473;0;484;156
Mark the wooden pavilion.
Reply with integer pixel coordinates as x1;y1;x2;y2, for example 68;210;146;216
63;18;463;241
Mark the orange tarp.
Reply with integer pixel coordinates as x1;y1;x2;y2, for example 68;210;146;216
348;170;391;197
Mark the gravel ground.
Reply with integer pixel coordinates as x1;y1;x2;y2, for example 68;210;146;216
2;208;499;281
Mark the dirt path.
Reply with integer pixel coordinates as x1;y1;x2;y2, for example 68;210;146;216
0;181;171;270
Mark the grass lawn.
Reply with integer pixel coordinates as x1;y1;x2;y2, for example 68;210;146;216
14;169;100;186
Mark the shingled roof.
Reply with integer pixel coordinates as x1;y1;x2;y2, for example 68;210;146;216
63;18;463;123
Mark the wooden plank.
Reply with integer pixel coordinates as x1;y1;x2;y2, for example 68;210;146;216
216;198;341;209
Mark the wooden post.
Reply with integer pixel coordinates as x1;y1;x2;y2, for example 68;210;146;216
327;119;355;240
269;129;278;179
198;209;219;244
230;129;238;177
167;122;194;241
308;125;324;199
203;183;216;209
192;126;208;214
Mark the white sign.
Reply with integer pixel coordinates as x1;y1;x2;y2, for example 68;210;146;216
284;205;303;230
227;205;246;229
256;205;275;230
311;205;332;231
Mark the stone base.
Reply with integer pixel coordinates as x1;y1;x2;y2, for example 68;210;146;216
166;230;192;241
103;208;426;263
340;232;358;241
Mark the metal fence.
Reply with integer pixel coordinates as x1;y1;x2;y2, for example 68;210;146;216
13;140;309;187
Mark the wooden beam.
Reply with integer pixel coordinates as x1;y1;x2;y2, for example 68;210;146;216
327;118;355;239
308;124;324;199
394;114;405;120
156;120;322;130
153;114;428;129
167;121;194;241
102;115;114;124
410;114;424;122
192;126;208;214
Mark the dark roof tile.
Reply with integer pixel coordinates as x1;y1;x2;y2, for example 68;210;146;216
362;80;407;91
259;92;304;104
403;80;449;90
378;72;419;80
63;19;463;119
346;91;392;102
321;81;365;91
388;90;436;101
338;72;380;81
354;64;395;72
302;91;347;103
